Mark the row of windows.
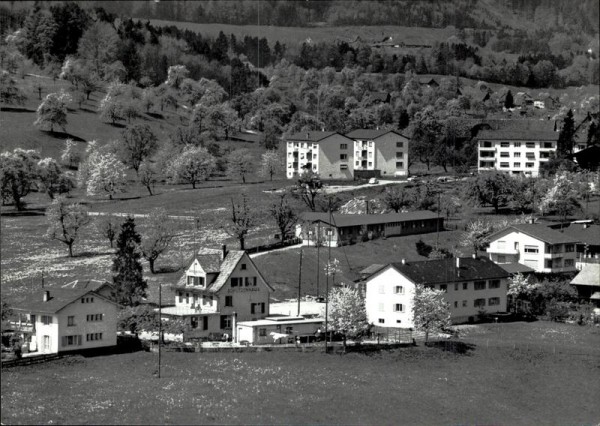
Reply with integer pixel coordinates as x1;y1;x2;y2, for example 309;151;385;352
377;303;405;312
231;277;257;287
378;286;405;294
448;297;501;308
86;333;103;341
378;280;502;294
62;335;82;346
500;162;535;168
178;292;214;305
187;276;205;286
259;326;293;336
480;141;553;149
81;297;95;303
86;314;103;322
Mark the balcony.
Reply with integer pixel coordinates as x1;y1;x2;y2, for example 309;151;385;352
7;321;35;333
487;248;519;255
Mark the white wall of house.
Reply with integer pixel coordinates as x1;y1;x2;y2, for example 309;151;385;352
366;267;417;328
237;319;323;345
365;266;509;327
30;296;118;354
487;231;577;273
478;139;557;177
286;140;319;178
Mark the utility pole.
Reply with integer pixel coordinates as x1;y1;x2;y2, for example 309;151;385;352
325;205;332;354
297;247;303;316
158;283;162;379
316;221;321;298
436;191;441;248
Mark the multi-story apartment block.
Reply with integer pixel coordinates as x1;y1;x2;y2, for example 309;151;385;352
346;129;409;177
487;224;579;274
477;127;559;177
285;129;410;180
364;257;510;326
286;131;355;180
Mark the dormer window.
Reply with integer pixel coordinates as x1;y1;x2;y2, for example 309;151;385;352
187;276;204;287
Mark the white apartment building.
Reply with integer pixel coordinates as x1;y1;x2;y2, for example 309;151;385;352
346;129;409;177
477;128;559;177
487;224;579;274
285;131;355;180
364;257;510;326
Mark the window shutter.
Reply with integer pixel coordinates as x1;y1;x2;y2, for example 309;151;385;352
78;335;82;346
261;303;265;314
251;304;255;314
62;336;67;347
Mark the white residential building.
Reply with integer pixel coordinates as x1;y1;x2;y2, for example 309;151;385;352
477;128;559;177
346;129;410;177
161;246;274;341
486;224;579;274
11;281;120;354
365;257;510;326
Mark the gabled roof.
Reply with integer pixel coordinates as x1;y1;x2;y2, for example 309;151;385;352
345;129;408;140
230;130;263;143
477;129;559;141
498;262;535;275
494;224;580;245
299;211;440;228
553;224;600;246
379;257;509;285
176;250;274;293
60;279;112;292
287;131;342;142
369;92;390;102
475;120;558;141
12;288;119;315
418;77;438;85
571;264;600;287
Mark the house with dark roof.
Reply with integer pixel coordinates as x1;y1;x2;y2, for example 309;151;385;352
367;92;391;104
10;283;120;354
345;129;410;178
285;131;355;180
161;246;274;341
570;264;600;308
418;77;439;87
486;224;579;273
476;120;559;177
545;222;600;264
296;211;443;247
364;256;510;326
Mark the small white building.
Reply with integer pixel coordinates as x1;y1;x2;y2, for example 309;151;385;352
161;246;274;341
11;282;120;354
365;257;510;327
236;316;324;345
487;224;579;273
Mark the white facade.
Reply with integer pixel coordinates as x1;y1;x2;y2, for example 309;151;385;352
365;263;509;327
236;316;323;345
19;294;119;354
487;228;578;273
286;140;319;178
478;139;556;177
353;139;376;170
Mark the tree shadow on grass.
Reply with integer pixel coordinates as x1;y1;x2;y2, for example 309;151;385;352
147;112;164;119
1;208;45;217
75;250;114;258
154;265;182;274
428;340;476;355
79;108;97;114
107;122;126;128
41;130;86;142
0;106;36;113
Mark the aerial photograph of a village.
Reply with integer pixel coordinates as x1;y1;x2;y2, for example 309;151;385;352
0;0;599;424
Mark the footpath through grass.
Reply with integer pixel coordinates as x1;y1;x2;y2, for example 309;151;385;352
1;322;599;425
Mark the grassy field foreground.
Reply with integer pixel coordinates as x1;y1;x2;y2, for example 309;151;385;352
1;322;599;425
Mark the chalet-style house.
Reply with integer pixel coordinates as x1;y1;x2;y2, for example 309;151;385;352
486;224;579;274
345;129;409;178
570;264;600;308
476;120;559;177
285;131;355;180
10;280;119;354
364;256;510;326
296;211;443;247
161;246;274;340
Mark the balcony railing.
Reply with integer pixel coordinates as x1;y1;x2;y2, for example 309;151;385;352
487;248;519;255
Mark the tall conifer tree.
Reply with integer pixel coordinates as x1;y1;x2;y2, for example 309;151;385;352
113;216;147;306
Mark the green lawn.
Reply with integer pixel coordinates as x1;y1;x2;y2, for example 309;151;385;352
1;321;599;425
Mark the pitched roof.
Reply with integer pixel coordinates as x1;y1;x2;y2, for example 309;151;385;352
195;254;223;273
498;262;535;275
386;257;510;285
60;279;112;292
571;264;600;287
476;120;558;141
554;224;600;246
299;211;440;228
287;131;339;142
503;224;580;244
12;288;118;314
359;264;386;276
230;130;263;143
369;92;390;102
209;251;249;292
345;129;408;140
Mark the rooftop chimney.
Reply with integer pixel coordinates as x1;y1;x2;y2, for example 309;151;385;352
401;258;406;265
456;257;461;268
43;290;50;302
222;244;228;260
472;254;477;259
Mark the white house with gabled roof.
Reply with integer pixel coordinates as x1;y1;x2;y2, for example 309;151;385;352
161;246;274;340
365;257;510;326
10;281;120;354
486;224;579;273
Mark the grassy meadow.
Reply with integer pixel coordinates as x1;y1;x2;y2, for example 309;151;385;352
1;321;599;425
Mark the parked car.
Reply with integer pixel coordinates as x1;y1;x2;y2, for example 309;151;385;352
407;176;420;182
368;178;379;184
